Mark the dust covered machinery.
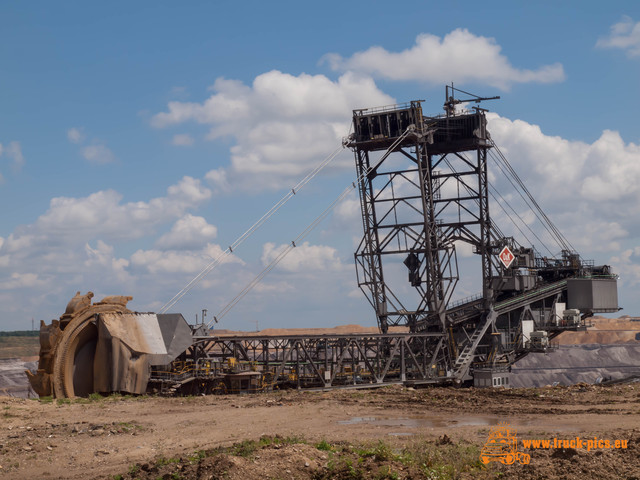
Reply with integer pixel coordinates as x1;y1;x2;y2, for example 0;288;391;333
27;292;193;398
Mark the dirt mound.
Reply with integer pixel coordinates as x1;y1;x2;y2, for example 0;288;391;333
556;316;640;345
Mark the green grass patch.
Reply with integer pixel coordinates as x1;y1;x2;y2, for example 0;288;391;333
187;450;206;464
155;456;181;467
316;439;334;451
115;436;489;480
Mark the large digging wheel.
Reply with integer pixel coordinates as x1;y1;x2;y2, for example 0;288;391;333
27;291;133;398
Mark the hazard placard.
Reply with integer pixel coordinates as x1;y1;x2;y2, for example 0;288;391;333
499;246;515;269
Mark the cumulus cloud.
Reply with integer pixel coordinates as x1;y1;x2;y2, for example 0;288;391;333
67;127;85;144
67;127;116;165
323;29;565;90
82;144;116;164
131;243;241;274
0;141;25;169
333;195;360;223
152;71;393;191
84;240;130;283
486;113;640;252
172;133;195;146
0;141;25;183
0;176;219;325
3;176;211;253
261;241;344;273
610;247;640;287
6;141;25;168
597;16;640;57
0;272;46;290
155;214;218;250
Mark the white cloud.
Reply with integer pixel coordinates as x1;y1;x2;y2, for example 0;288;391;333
67;127;85;144
597;16;640;57
172;133;195;146
454;240;474;258
610;247;640;287
487;113;640;252
324;29;565;90
155;214;218;250
6;176;211;249
152;70;394;191
68;128;117;165
0;176;217;325
1;141;25;169
261;241;344;273
0;141;24;182
82;144;116;164
0;272;45;289
204;168;229;191
84;240;130;283
334;195;360;223
130;243;241;274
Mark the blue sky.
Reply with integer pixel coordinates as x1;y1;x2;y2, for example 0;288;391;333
1;1;639;330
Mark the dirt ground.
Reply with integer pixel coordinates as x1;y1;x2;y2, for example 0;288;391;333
0;383;638;480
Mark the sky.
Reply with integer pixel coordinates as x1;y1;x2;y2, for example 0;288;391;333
1;1;640;331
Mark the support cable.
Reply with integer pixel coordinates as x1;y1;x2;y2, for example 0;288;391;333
488;150;561;248
208;126;417;327
488;140;576;253
159;144;344;313
488;185;555;257
210;181;358;327
488;150;570;254
452;151;554;255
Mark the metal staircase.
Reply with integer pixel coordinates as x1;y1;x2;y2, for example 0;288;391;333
452;310;497;379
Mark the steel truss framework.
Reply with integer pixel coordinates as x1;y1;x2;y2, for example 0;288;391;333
348;101;503;379
184;333;450;388
156;98;617;393
344;99;617;383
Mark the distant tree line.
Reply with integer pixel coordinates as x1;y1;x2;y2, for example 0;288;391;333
0;330;39;337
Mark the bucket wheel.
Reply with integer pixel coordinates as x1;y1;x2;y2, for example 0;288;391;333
27;292;133;398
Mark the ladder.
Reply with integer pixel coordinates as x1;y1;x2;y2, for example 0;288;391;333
452;310;497;379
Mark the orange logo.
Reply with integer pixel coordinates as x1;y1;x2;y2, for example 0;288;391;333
480;423;530;465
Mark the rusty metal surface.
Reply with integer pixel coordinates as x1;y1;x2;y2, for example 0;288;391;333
94;312;194;394
98;312;168;364
27;293;193;398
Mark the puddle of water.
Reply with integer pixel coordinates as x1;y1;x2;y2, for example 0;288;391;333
338;416;520;429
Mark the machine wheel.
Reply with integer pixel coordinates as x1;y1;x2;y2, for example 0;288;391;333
52;300;132;398
28;292;133;398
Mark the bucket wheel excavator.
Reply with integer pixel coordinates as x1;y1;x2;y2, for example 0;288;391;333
26;88;620;398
